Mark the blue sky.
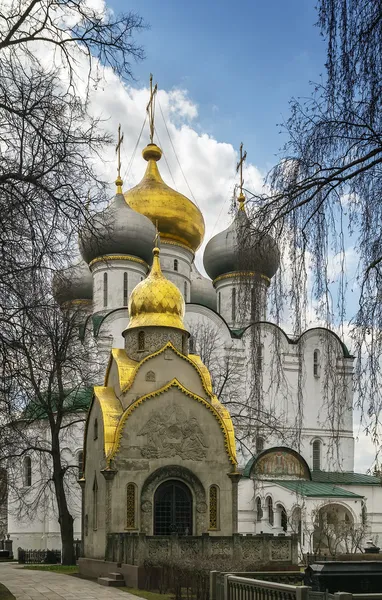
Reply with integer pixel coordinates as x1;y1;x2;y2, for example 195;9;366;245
109;0;326;171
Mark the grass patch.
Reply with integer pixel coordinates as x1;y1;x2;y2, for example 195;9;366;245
120;588;174;600
0;582;15;600
23;565;79;574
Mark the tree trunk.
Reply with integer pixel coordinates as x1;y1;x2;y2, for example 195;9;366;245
51;433;75;565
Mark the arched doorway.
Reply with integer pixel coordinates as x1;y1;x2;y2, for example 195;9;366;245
154;480;193;535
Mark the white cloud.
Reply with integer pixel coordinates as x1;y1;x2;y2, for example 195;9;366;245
83;67;267;273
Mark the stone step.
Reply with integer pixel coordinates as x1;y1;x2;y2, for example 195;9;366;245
108;573;125;581
97;577;125;587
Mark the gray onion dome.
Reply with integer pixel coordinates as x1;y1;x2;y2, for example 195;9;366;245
190;264;217;311
79;190;156;266
53;259;93;305
203;210;280;281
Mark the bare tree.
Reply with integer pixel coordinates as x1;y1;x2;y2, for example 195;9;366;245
0;276;102;564
189;321;292;461
0;0;146;561
240;1;382;441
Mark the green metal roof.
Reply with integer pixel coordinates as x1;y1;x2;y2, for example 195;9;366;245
311;471;381;486
22;387;93;420
272;480;364;498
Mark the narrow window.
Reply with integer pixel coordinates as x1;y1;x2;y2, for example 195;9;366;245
126;483;136;529
281;506;288;532
256;436;264;455
218;292;221;313
189;336;195;353
231;287;236;322
78;451;84;479
123;272;128;306
209;485;219;530
313;349;321;377
174;259;178;272
267;496;274;526
103;272;108;308
251;287;256;317
256;497;263;522
85;514;89;536
184;281;187;301
256;344;264;371
138;331;145;351
23;456;32;487
94;418;98;441
312;439;321;471
92;475;98;530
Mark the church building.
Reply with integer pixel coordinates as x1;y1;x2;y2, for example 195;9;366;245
7;81;382;558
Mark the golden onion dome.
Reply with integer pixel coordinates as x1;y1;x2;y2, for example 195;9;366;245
124;144;205;252
127;246;187;332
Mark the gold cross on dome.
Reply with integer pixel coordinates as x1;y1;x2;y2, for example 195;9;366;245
146;73;158;144
153;219;160;247
115;123;124;180
236;142;247;209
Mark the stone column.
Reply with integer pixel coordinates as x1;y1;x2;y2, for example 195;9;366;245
272;505;284;535
228;472;241;533
101;467;117;556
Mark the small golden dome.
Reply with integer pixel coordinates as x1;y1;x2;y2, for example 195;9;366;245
127;246;187;332
124;144;205;252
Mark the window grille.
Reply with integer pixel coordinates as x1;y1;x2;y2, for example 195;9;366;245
184;281;187;300
78;451;83;479
123;272;128;306
209;485;219;530
174;259;178;272
24;456;32;487
126;483;136;529
256;497;263;521
232;288;236;322
218;292;221;313
313;349;320;377
267;496;274;526
256;436;264;455
103;272;108;308
138;331;145;351
312;439;321;471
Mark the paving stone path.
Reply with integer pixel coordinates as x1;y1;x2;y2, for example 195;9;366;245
0;563;138;600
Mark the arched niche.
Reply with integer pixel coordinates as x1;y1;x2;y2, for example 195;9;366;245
140;465;207;535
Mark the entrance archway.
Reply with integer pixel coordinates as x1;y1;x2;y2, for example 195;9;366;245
154;480;193;535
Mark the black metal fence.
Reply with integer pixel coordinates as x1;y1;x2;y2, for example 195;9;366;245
18;539;82;564
18;548;61;564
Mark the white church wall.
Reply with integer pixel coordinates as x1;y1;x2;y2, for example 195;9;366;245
91;259;147;313
159;243;193;301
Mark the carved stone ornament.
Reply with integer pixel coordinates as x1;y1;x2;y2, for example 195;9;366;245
196;501;208;514
138;405;207;461
145;370;156;382
141;500;152;513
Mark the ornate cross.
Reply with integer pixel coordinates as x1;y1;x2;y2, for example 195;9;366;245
154;219;160;248
236;142;247;199
115;123;124;181
146;74;158;144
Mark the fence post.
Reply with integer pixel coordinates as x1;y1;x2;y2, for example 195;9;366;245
210;571;217;600
223;574;231;600
296;586;312;600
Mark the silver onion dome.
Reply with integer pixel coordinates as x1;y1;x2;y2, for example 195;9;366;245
53;259;93;305
190;264;217;311
79;191;156;266
203;210;280;281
